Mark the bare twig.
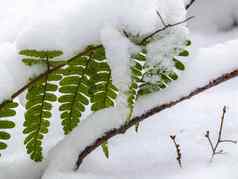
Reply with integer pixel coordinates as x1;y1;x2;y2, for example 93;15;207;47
74;69;238;170
205;106;237;162
185;0;196;10
170;135;182;168
156;10;167;27
139;15;194;45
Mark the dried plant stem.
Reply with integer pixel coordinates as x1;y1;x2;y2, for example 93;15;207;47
205;106;237;162
170;135;182;168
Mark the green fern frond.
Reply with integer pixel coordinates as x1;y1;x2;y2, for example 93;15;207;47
59;47;118;135
138;41;191;96
127;50;147;132
21;49;63;162
0;101;18;156
58;54;92;135
128;40;191;131
89;48;118;112
58;47;117;158
89;47;118;158
127;50;146;121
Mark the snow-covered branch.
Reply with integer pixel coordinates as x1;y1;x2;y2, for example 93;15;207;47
74;68;238;169
38;36;238;178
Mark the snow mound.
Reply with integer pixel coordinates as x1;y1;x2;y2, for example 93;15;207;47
16;0;186;58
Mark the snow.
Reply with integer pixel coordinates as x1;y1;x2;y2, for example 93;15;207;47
188;0;238;34
73;90;238;179
1;0;238;179
44;106;128;176
146;26;189;71
100;26;135;94
16;0;186;58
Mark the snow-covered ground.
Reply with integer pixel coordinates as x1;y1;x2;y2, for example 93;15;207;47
1;0;238;179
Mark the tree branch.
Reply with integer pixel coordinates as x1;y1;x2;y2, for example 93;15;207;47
74;68;238;170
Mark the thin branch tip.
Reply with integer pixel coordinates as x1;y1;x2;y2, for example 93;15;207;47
140;15;194;45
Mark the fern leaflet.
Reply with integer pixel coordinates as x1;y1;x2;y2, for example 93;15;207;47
0;101;18;156
127;50;147;132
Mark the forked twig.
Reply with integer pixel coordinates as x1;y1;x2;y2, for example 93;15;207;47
205;106;237;162
139;10;194;45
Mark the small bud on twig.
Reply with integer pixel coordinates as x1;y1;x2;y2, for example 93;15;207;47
170;135;183;168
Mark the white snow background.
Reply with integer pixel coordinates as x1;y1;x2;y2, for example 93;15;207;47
1;0;238;179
